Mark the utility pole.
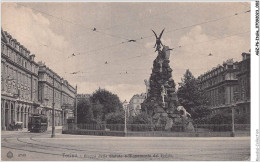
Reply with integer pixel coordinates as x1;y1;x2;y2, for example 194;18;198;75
75;85;77;124
51;74;55;138
123;100;128;136
229;72;235;137
231;105;235;137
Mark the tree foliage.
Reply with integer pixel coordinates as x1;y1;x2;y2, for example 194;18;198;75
91;88;123;120
132;112;152;124
105;111;125;124
77;99;96;124
77;88;123;124
177;69;210;122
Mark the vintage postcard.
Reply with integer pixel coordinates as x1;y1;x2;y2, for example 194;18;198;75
1;1;259;161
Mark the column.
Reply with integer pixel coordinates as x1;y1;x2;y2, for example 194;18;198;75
8;101;11;126
20;106;23;127
59;111;62;126
2;62;6;92
16;105;19;122
62;110;64;125
14;102;17;122
2;100;6;130
24;107;27;128
18;106;21;122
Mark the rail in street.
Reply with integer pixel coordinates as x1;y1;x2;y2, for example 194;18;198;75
1;130;250;161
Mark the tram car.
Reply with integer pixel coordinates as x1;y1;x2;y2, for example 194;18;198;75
28;114;48;132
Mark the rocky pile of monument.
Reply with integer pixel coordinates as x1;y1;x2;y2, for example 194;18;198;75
142;45;194;132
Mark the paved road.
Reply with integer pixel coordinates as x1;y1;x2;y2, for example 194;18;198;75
1;130;250;161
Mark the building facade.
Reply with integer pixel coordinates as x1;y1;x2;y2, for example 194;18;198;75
1;29;76;130
1;29;39;130
38;61;76;126
128;93;146;117
198;53;250;117
235;53;250;115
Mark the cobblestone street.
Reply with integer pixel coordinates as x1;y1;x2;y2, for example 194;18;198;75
1;129;250;161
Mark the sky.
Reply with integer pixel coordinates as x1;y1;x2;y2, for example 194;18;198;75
1;2;250;102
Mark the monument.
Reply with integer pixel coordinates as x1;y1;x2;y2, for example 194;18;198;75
141;29;194;132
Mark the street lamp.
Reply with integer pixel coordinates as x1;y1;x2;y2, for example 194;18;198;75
51;75;55;138
231;91;239;137
122;100;128;136
231;103;236;137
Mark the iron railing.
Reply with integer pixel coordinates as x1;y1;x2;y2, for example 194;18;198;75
63;123;250;133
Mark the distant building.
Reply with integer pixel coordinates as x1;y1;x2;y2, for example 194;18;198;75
235;53;250;115
76;94;91;102
38;62;76;126
198;52;250;116
1;29;39;130
128;93;146;117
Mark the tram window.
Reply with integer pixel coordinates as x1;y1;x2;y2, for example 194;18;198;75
31;118;41;124
42;118;47;123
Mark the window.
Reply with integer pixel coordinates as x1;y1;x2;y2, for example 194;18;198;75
228;65;233;69
22;59;24;67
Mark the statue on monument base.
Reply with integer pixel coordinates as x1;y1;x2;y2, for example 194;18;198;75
141;28;194;132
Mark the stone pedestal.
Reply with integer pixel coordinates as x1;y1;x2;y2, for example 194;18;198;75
141;44;193;132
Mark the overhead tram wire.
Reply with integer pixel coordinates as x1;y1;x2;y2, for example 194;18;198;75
113;30;250;63
11;4;135;58
14;4;249;64
70;8;250;59
16;3;131;41
68;41;125;58
13;3;250;59
100;2;245;32
101;6;180;31
65;30;249;78
71;16;250;57
120;9;251;44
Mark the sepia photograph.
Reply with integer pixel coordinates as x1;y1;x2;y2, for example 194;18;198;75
0;1;256;161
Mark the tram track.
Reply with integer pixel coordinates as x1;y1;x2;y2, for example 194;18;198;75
2;132;64;157
28;132;138;155
1;131;129;160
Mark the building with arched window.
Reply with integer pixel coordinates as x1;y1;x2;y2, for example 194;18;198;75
38;62;76;127
1;28;76;130
1;29;39;130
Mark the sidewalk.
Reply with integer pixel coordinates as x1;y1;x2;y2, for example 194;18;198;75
47;126;63;131
1;126;63;134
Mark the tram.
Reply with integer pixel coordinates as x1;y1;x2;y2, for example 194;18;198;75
28;114;48;132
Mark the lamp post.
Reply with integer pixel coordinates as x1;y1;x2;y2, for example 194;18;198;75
75;85;77;125
122;100;128;136
61;105;65;126
51;74;55;138
231;91;239;137
231;104;235;137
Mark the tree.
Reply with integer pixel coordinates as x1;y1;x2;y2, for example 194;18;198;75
132;112;152;124
76;88;123;124
105;111;125;124
90;88;123;120
77;98;95;124
177;69;210;122
92;101;104;124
